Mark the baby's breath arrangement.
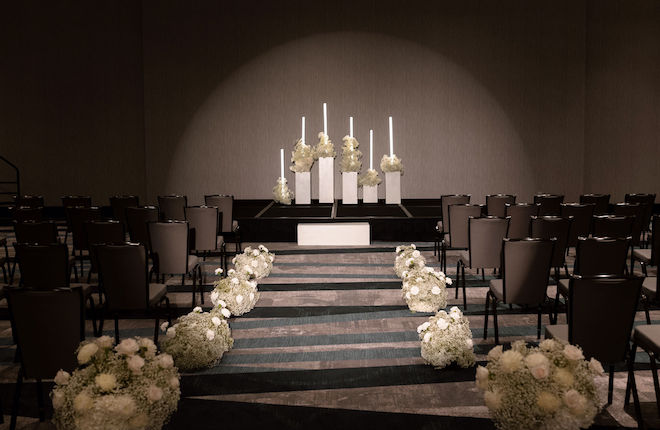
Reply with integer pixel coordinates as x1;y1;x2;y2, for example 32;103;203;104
232;245;275;279
211;269;259;316
417;307;475;368
380;154;403;173
394;244;426;278
402;267;450;312
289;139;314;173
273;177;293;205
477;339;603;430
160;305;233;372
340;136;362;172
313;132;336;159
358;168;382;187
51;336;180;430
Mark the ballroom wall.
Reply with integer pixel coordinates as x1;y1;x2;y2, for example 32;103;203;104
1;0;658;206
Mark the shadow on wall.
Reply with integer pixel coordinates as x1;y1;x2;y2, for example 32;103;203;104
163;31;535;204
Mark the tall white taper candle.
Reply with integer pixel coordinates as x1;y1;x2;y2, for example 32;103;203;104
323;103;327;136
369;129;373;170
301;116;305;144
280;148;284;179
349;117;353;138
389;116;394;157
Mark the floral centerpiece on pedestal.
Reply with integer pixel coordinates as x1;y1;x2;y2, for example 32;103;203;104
358;169;382;187
273;177;293;205
402;267;450;312
380;154;403;174
51;336;180;430
232;245;275;279
417;307;475;368
394;244;426;278
211;269;259;316
289;139;314;173
313;132;336;159
339;136;362;173
476;339;603;430
160;305;233;372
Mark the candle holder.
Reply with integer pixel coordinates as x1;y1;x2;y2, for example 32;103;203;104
342;172;358;204
363;185;378;203
385;172;401;204
295;172;311;205
318;157;334;203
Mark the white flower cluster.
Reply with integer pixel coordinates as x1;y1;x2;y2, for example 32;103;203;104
313;132;336;159
273;177;293;205
289;138;314;173
417;307;475;369
358;168;382;187
380;153;403;173
232;245;274;279
394;244;425;278
477;339;603;430
51;336;180;430
212;269;260;316
339;135;362;172
160;305;233;371
401;268;450;313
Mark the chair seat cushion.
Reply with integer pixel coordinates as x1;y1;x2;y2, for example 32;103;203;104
148;283;167;306
489;279;504;301
545;324;568;342
634;324;660;356
642;276;658;299
557;279;570;297
633;249;652;264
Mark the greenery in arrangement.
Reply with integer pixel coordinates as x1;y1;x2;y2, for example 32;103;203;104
232;245;275;279
417;307;475;369
313;132;336;159
272;177;293;205
51;336;180;430
339;136;362;172
401;267;450;312
380;153;403;173
476;339;603;430
394;244;426;278
160;305;233;372
358;168;382;187
289;139;315;173
211;269;260;316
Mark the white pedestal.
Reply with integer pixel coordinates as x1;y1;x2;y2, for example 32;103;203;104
295;172;311;205
342;172;358;204
297;222;370;246
318;157;334;203
385;172;401;204
363;185;378;203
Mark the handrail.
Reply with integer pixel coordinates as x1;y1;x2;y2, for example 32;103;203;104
0;155;20;200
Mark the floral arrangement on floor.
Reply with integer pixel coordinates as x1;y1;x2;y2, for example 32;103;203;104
211;268;260;316
358;168;382;187
272;177;293;205
232;244;275;279
380;154;403;173
289;139;314;173
313;132;336;159
51;336;180;430
340;136;362;172
160;305;233;372
401;267;450;312
476;339;603;430
394;244;426;278
417;307;475;368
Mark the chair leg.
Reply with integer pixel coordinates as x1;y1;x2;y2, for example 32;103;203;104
154;310;160;344
114;316;120;344
87;295;98;337
644;296;652;325
626;345;645;429
608;365;615;405
199;266;204;305
649;353;660;416
191;272;196;308
441;241;447;274
537;305;542;340
36;378;44;422
626;342;638;405
483;291;490;339
493;296;500;345
462;264;467;310
455;261;460;299
10;367;23;430
73;264;79;283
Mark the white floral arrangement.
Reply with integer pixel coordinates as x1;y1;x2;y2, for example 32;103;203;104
476;339;603;430
417;307;475;369
289;139;314;173
160;305;233;372
313;132;336;159
211;269;259;316
358;168;382;187
340;136;362;172
402;267;450;312
394;244;426;278
273;177;293;205
380;154;403;173
51;336;180;430
232;244;275;279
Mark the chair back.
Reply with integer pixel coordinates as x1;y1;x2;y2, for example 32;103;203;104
591;215;633;239
533;194;564;216
61;195;92;208
85;220;126;274
66;206;101;251
580;193;610;215
568;275;642;364
12;206;43;223
8;288;84;378
110;195;139;229
467;216;510;269
126;206;159;245
613;203;644;246
15;243;70;289
574;237;629;276
530;216;572;269
561;203;595;248
158;195;187;222
486;194;516;218
14;221;58;245
205;194;235;233
148;221;190;275
185;206;219;252
651;215;660;266
15;195;44;208
505;203;539;239
448;204;482;249
625;193;655;232
97;243;149;311
501;238;554;305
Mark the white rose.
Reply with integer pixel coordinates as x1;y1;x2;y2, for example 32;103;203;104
251;260;259;268
465;338;473;349
554;367;574;387
193;306;202;313
77;343;99;364
252;249;260;257
249;292;255;301
563;344;584;361
218;299;227;307
417;322;431;333
415;277;423;283
231;278;239;285
589;357;604;375
539;338;559;351
212;316;222;326
475;366;489;390
431;286;441;295
228;269;236;276
450;312;461;322
95;373;117;392
269;255;274;262
450;306;460;313
160;321;169;332
406;258;415;267
411;244;416;249
499;350;523;373
147;385;163;402
221;308;231;318
396;246;402;253
410;286;419;295
484;390;501;410
215;267;223;275
525;353;550;380
95;335;114;349
445;277;453;285
206;329;216;341
249;281;257;289
73;392;93;411
166;326;176;338
537;392;561;413
232;257;237;264
245;266;254;275
423;332;432;343
127;354;145;374
54;370;70;385
412;250;421;258
157;353;174;368
115;338;139;356
169;376;180;388
259;245;266;251
487;345;503;361
436;318;449;330
401;271;409;278
564;389;587;416
211;291;220;302
52;390;65;409
424;267;434;273
405;292;411;300
236;294;244;304
138;337;157;358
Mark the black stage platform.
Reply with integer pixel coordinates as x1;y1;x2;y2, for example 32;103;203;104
236;199;442;242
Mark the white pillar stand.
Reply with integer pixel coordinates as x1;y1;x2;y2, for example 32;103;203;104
318;157;334;203
363;185;378;203
385;172;401;204
342;172;358;204
295;172;311;205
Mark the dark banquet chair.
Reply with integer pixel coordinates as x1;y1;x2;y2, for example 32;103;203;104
632;215;659;276
560;203;595;252
109;194;139;231
504;203;539;239
533;194;564;216
579;193;610;216
126;205;159;245
186;205;226;276
205;194;241;253
440;203;482;274
486;194;516;218
158;194;187;222
434;194;470;260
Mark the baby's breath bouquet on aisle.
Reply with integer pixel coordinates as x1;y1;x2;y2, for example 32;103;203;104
401;267;450;312
211;269;259;316
313;132;336;159
160;305;233;371
232;244;275;279
476;339;603;430
394;244;426;278
358;168;382;187
340;135;362;172
51;336;180;430
417;307;475;369
289;139;314;173
380;154;403;174
273;177;293;205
